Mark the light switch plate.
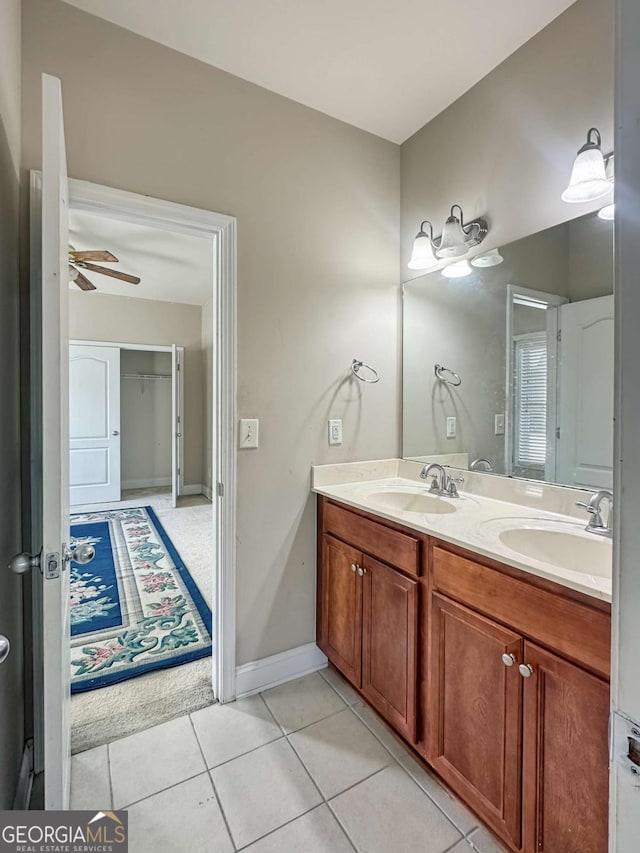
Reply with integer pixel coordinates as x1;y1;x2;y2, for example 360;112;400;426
239;418;259;449
495;413;505;435
328;418;343;446
446;416;457;439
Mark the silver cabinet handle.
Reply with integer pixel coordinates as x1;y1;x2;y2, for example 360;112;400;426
112;430;120;436
357;566;366;576
350;564;357;573
502;653;516;667
0;635;10;665
519;663;534;678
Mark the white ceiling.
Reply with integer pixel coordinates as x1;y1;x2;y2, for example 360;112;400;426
68;209;214;305
63;0;576;143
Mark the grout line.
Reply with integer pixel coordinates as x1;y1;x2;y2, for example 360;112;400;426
115;768;211;811
187;715;237;851
233;803;327;852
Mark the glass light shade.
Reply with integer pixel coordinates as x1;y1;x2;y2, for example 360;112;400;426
471;248;503;268
561;146;611;203
437;215;468;258
408;232;437;269
598;203;615;221
442;260;472;279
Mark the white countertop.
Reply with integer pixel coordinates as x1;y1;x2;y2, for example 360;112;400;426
313;471;612;603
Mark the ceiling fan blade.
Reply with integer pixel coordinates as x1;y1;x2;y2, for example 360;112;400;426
69;250;119;263
76;261;141;285
69;265;96;291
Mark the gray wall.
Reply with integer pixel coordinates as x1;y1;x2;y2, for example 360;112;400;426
23;0;401;666
69;291;205;489
401;0;614;276
402;0;614;476
0;0;25;810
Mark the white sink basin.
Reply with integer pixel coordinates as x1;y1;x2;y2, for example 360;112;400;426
361;490;457;515
497;526;612;578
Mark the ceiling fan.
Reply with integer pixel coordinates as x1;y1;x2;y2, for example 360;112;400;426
68;246;142;291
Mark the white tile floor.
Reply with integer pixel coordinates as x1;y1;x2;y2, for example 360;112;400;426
70;668;509;853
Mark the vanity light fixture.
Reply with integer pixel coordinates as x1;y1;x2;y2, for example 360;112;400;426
442;259;472;278
408;204;488;269
561;128;612;203
471;248;503;268
598;203;615;221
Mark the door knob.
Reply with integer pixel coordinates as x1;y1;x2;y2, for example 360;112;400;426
0;635;10;664
66;543;96;565
502;653;516;667
8;552;41;575
519;663;534;678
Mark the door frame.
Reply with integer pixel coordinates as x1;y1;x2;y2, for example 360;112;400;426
30;175;238;754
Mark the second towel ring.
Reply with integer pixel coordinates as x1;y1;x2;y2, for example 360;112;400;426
434;364;462;387
352;359;380;383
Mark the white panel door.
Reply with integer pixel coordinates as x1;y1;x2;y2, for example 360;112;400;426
69;344;121;505
41;73;73;810
556;295;614;489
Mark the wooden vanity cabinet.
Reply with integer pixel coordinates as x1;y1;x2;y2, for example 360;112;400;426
426;594;524;849
317;500;420;742
316;496;611;853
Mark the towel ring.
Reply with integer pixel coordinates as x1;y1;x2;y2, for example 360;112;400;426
351;359;380;384
434;364;462;387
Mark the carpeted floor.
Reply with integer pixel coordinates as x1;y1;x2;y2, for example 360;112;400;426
70;488;215;753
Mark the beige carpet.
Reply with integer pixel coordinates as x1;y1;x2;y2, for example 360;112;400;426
70;489;215;753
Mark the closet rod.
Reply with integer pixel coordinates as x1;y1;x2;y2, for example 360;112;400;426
121;373;172;380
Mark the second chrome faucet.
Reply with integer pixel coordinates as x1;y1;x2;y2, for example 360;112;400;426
420;463;464;498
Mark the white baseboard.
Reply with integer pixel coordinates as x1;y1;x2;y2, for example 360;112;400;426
122;476;171;490
201;484;213;500
12;740;34;810
182;483;204;496
235;642;328;698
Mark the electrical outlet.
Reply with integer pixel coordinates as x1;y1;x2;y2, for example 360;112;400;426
495;413;505;435
446;416;457;439
239;418;259;449
328;419;343;446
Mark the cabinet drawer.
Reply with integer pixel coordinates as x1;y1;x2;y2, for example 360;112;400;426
432;546;610;679
323;501;420;577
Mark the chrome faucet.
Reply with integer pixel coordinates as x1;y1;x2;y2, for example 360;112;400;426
576;489;613;537
419;463;464;498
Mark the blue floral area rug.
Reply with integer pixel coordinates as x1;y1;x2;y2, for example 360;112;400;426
69;506;212;693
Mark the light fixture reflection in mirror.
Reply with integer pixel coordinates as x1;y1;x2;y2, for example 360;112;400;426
442;259;472;278
598;203;615;221
471;248;504;268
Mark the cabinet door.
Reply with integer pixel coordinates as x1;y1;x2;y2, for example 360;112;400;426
426;594;523;849
318;535;363;686
522;642;609;853
361;556;418;742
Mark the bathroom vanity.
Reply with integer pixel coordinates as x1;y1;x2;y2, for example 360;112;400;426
314;464;611;853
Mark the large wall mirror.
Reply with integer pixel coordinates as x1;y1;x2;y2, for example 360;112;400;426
402;210;614;489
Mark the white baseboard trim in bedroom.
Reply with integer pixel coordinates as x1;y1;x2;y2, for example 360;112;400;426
122;476;171;490
201;484;213;500
235;642;328;698
12;740;34;810
182;483;205;496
